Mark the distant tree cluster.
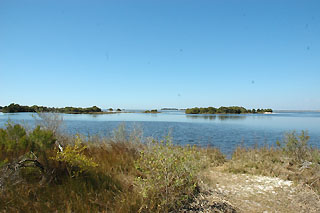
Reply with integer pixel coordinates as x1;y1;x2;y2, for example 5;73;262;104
2;103;102;114
58;106;101;114
109;108;121;112
2;103;45;113
185;106;272;114
144;109;158;113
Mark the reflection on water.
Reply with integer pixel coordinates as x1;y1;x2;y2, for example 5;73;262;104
218;115;246;121
186;115;217;120
186;115;246;121
90;114;99;118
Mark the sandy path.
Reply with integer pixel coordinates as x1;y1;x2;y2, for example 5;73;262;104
182;169;320;212
205;169;320;212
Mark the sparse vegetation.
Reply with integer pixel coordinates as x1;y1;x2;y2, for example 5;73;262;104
224;131;320;193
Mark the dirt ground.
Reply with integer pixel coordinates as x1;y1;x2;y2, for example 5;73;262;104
182;167;320;213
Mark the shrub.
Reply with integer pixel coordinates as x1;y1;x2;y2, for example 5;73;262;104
29;126;56;152
51;135;98;177
0;123;28;152
276;130;312;162
0;123;32;160
135;136;202;212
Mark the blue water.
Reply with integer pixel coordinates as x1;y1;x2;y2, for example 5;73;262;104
0;111;319;156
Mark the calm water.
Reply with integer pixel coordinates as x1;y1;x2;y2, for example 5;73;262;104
1;111;319;156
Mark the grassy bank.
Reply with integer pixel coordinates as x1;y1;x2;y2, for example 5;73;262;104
0;116;319;212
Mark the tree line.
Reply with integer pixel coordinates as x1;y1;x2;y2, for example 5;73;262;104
144;109;158;113
1;103;102;114
185;106;273;114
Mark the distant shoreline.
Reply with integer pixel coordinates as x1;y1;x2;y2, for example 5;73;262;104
0;103;104;114
1;103;319;115
274;110;320;112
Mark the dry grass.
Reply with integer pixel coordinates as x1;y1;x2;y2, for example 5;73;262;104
1;121;223;212
224;145;320;194
1;117;319;212
195;131;320;212
0;135;143;212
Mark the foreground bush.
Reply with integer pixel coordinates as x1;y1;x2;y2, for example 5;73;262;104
135;137;203;212
0;123;141;212
51;135;98;177
0;122;56;163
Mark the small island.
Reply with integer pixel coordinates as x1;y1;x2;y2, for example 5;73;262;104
1;103;103;114
144;109;159;113
185;106;273;114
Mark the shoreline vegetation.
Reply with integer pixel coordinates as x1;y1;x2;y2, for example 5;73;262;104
1;103;103;114
0;114;319;212
0;104;273;115
108;108;122;112
185;106;273;114
144;109;159;113
0;103;130;114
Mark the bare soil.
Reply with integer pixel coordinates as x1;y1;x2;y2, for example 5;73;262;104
182;167;320;213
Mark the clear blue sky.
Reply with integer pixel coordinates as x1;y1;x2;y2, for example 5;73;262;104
1;0;319;110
